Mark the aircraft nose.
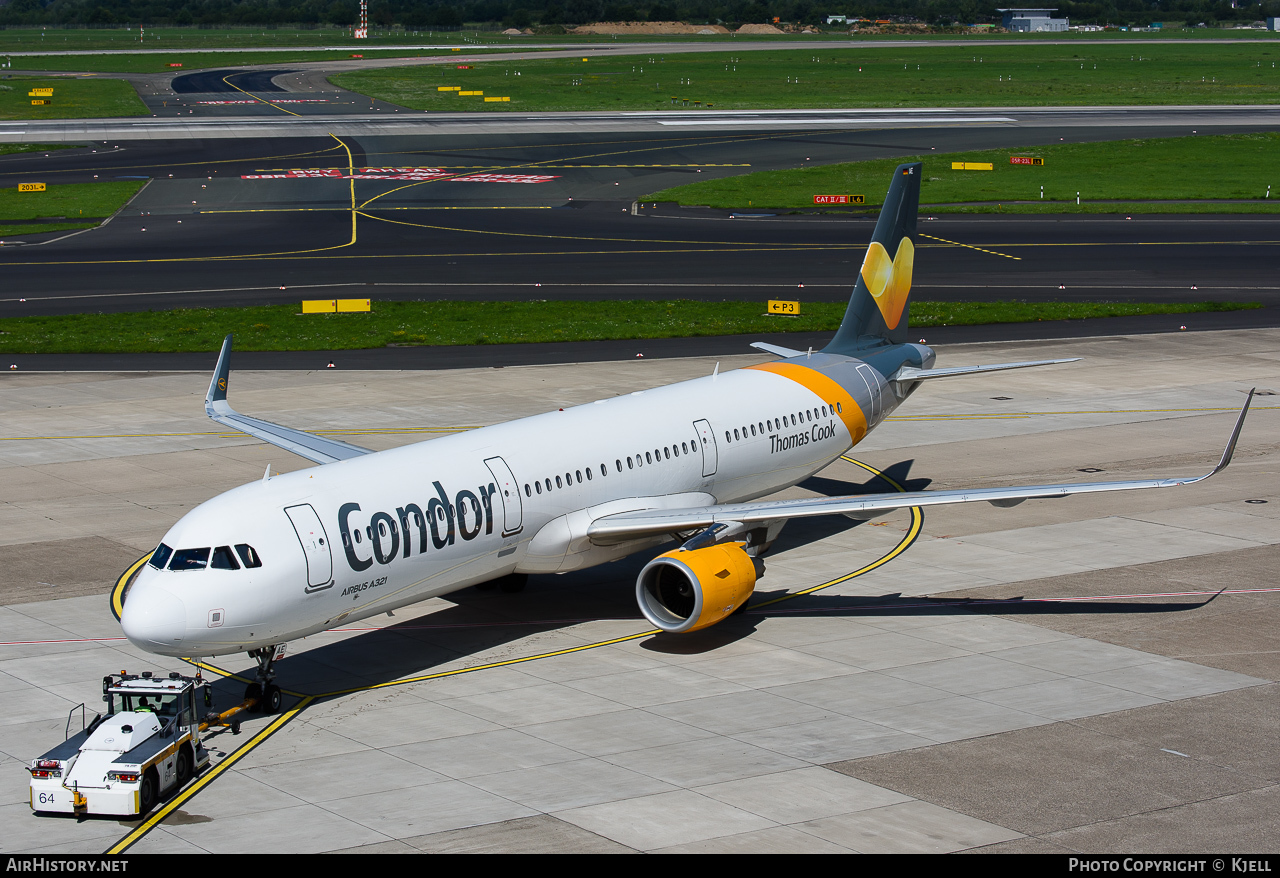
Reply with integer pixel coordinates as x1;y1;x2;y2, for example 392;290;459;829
120;583;187;652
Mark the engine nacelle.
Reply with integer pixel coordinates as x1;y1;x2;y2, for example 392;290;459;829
636;542;756;634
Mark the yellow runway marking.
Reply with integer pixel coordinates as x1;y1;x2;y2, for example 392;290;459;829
102;456;922;854
220;73;303;117
201;206;552;214
918;233;1020;260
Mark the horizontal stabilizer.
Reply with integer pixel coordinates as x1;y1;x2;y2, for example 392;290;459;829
587;392;1251;544
893;358;1080;383
205;335;373;466
749;342;808;359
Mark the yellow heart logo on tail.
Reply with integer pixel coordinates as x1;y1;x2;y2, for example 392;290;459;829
860;237;914;330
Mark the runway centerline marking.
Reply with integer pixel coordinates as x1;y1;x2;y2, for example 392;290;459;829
102;456;922;854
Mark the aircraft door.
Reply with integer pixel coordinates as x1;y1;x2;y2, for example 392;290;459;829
693;419;718;477
855;364;884;425
284;504;333;591
484;456;523;536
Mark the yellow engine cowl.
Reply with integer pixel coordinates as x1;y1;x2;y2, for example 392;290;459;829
636;542;756;634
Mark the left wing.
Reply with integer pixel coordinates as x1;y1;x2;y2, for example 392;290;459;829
587;392;1253;545
205;334;373;466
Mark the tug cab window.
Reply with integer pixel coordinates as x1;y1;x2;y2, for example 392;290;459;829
122;692;180;718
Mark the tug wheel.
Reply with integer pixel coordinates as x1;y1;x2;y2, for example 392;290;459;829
139;770;158;816
176;747;192;787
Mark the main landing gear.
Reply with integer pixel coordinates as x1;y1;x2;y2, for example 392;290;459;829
244;645;284;714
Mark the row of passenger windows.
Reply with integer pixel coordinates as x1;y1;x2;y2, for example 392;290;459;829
149;542;263;572
524;434;704;497
725;402;842;443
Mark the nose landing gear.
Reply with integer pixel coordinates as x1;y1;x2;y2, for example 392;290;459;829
244;644;285;714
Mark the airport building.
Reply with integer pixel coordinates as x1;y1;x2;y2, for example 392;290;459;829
998;7;1070;31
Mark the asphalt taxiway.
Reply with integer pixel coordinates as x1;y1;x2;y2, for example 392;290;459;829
0;328;1276;853
0;122;1278;325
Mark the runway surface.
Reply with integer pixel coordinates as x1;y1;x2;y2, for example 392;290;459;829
0;329;1276;853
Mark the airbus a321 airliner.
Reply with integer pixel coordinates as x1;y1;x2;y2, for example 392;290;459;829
118;163;1252;712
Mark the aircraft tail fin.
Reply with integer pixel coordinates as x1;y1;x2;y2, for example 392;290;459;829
823;162;922;355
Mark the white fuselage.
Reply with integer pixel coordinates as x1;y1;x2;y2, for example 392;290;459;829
120;354;911;657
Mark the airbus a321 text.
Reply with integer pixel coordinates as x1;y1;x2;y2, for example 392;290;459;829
118;163;1253;711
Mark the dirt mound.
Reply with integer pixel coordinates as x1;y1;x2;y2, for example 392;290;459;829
571;21;730;34
735;23;785;34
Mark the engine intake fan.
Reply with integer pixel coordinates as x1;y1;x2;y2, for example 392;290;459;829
636;542;756;633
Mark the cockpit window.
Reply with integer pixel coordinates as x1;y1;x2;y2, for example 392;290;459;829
169;548;210;571
210;546;240;570
149;543;173;570
235;544;263;569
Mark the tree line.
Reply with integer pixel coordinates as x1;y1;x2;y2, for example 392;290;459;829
0;0;1274;29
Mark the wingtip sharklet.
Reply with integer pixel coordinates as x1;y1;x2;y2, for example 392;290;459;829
1213;388;1253;476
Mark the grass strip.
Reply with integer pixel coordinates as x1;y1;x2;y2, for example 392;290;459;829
0;76;147;119
0;300;1258;354
332;42;1280;113
0;180;144;223
0;222;95;237
644;132;1280;213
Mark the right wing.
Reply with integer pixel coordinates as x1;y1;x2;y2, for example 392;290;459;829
204;334;373;466
587;392;1253;545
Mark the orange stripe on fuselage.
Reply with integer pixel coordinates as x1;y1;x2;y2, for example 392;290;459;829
743;361;868;445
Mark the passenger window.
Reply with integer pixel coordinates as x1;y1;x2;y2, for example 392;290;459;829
556;475;563;489
672;444;679;457
645;452;653;464
615;460;622;472
525;484;531;496
750;425;756;437
682;441;689;454
586;468;593;481
663;447;670;460
169;548;210;571
627;457;633;470
725;431;731;442
545;478;552;491
149;543;173;570
601;464;608;477
636;454;643;467
733;429;740;440
837;402;842;413
535;481;542;494
211;546;240;570
234;544;262;568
